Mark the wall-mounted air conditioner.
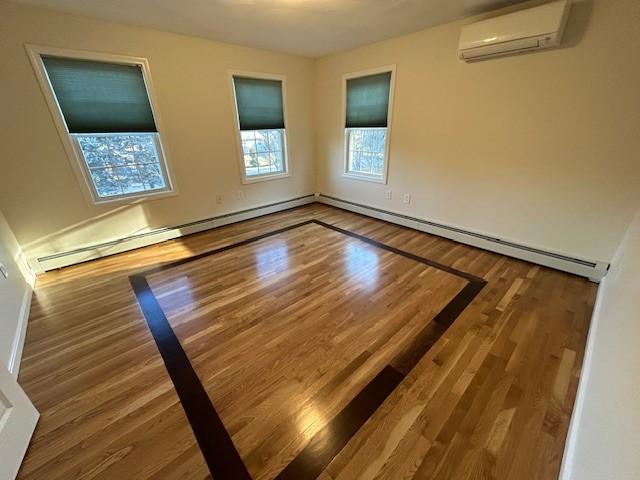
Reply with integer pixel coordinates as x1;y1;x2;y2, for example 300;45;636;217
458;0;571;62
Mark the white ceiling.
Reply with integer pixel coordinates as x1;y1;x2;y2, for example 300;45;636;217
13;0;529;57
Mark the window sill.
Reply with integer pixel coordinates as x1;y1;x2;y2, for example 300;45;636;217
91;188;178;206
242;172;291;184
342;172;387;184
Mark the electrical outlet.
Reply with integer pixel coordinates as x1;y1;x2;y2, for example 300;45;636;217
385;190;392;200
403;193;411;204
0;263;7;279
236;190;244;200
215;195;223;204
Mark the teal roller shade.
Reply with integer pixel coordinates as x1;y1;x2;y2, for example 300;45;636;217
42;56;157;134
345;71;392;128
233;76;285;131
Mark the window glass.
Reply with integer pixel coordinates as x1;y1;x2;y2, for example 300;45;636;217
75;133;166;198
347;128;387;177
241;129;285;177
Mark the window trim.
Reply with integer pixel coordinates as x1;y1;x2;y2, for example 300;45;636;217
25;44;178;205
228;70;291;184
342;65;396;185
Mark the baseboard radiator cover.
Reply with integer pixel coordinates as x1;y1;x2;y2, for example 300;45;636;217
318;194;609;282
30;193;609;281
32;194;315;272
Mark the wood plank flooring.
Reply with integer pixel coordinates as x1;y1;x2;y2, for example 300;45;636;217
17;204;597;479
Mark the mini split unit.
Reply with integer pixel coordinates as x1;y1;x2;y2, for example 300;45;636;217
459;0;571;61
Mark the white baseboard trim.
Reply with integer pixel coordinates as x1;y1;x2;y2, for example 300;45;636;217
318;194;609;281
31;194;315;272
8;285;33;379
29;192;609;282
558;276;605;480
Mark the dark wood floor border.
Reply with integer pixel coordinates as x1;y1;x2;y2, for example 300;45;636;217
139;219;316;276
130;219;487;480
275;366;405;480
389;281;486;376
129;275;251;479
138;219;482;284
313;220;485;283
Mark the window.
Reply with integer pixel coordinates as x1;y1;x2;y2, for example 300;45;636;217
344;69;394;183
29;47;174;203
231;74;289;183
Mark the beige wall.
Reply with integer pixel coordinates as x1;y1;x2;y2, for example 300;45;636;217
0;0;315;261
0;208;33;373
1;0;639;266
561;206;640;480
314;0;640;263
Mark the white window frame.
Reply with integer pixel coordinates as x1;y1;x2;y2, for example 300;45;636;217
25;44;178;205
342;65;396;185
228;70;291;184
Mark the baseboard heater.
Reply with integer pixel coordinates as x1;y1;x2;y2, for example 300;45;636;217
32;193;609;282
33;194;315;272
318;194;609;282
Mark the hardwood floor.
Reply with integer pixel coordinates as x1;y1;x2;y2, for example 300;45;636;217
17;204;597;479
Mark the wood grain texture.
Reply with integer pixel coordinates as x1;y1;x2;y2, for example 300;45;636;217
135;220;481;479
17;203;597;479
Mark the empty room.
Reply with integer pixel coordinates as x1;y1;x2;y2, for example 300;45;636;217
0;0;638;478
